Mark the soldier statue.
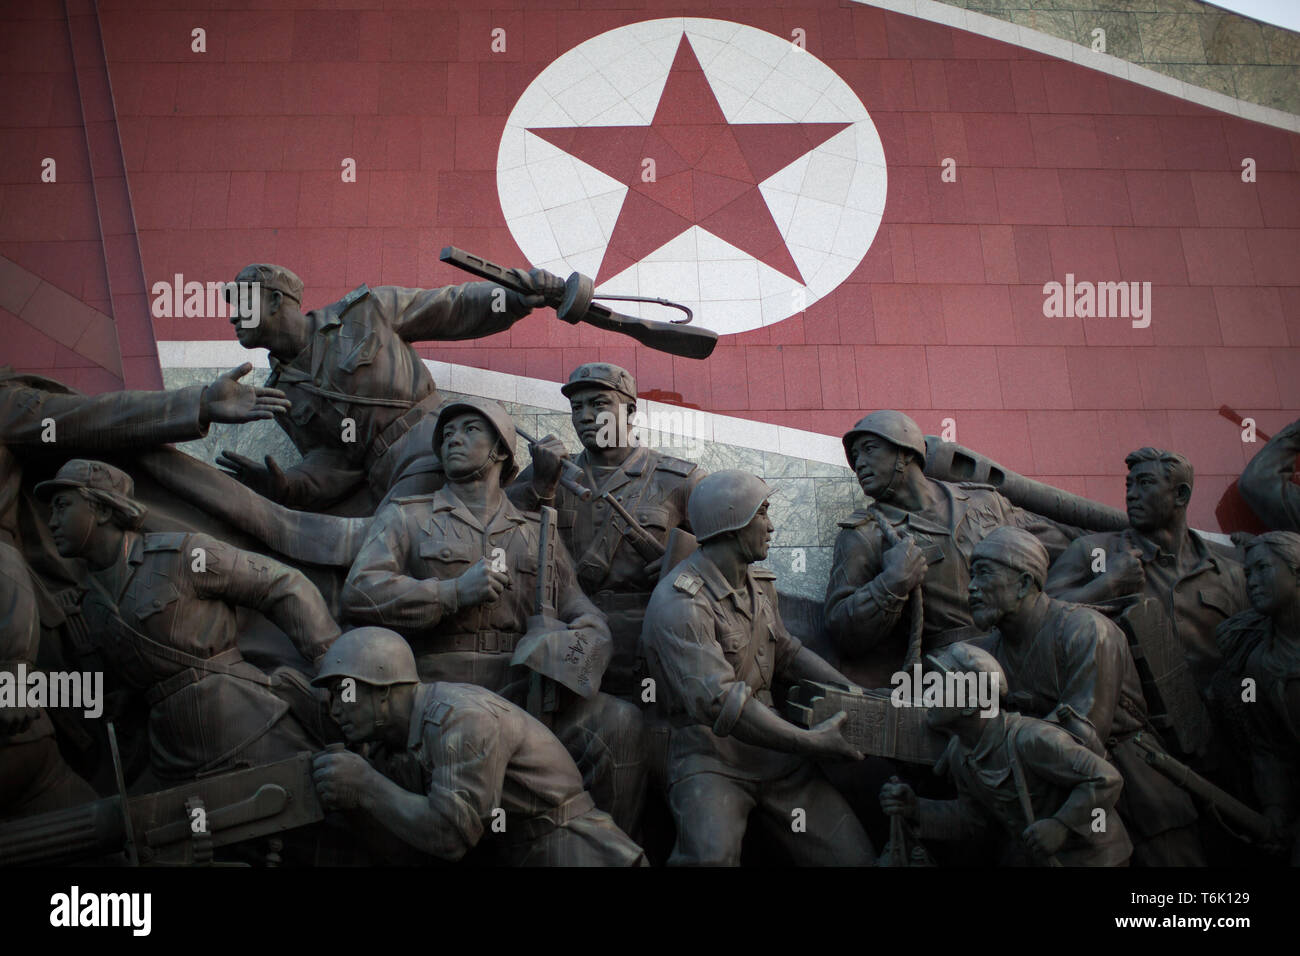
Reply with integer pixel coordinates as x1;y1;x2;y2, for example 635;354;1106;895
826;410;1080;690
1212;531;1300;864
310;627;646;866
513;363;705;699
340;397;645;834
1045;448;1247;772
216;262;563;512
1;540;97;819
38;460;339;781
640;469;875;866
967;527;1203;866
1240;420;1300;532
879;643;1132;867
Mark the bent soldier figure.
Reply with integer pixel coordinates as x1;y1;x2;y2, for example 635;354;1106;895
39;460;339;780
641;470;875;866
967;527;1203;866
218;262;563;512
1212;532;1300;864
513;362;705;699
880;643;1132;867
1;540;96;819
311;627;645;866
341;398;644;833
826;410;1081;690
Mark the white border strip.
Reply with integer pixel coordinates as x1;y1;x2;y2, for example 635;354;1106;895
857;0;1300;133
156;340;851;468
157;339;1235;543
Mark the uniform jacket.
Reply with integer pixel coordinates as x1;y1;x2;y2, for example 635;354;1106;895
1046;527;1247;696
641;549;805;785
974;599;1199;837
379;681;643;866
515;445;704;595
918;712;1132;866
264;283;532;508
825;480;1079;688
342;487;605;683
0;541;52;746
80;530;338;777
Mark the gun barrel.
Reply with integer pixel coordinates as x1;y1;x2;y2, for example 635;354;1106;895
924;437;1128;532
0;797;125;867
1132;735;1275;843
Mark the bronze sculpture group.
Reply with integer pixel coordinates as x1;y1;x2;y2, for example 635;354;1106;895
1;259;1298;868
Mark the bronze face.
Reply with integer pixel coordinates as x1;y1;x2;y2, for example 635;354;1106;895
849;434;903;501
1244;543;1298;617
440;411;500;481
734;500;773;563
1125;460;1182;533
46;490;99;558
967;557;1022;631
569;387;631;453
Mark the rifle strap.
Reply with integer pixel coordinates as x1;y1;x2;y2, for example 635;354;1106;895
575;455;657;588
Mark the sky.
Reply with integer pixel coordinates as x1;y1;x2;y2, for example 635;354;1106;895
1205;0;1300;33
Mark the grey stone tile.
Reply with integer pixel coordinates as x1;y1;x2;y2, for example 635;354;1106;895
1200;12;1269;65
1265;27;1300;66
814;477;865;547
697;442;766;475
1136;13;1207;63
759;546;834;603
1230;64;1300;113
768;477;817;549
1161;62;1238;97
1073;11;1143;61
1012;9;1077;40
806;458;854;478
762;450;807;479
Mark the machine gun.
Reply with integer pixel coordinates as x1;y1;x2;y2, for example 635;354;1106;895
441;246;718;359
0;748;324;867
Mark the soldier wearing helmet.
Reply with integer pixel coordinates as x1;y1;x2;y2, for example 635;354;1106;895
36;459;339;781
879;643;1133;867
217;260;565;512
309;627;645;866
341;398;646;835
965;527;1204;866
514;362;706;699
827;410;1080;689
640;470;875;866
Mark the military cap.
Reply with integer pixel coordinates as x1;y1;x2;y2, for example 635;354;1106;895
312;627;420;688
232;263;304;304
35;459;147;529
560;363;637;402
972;526;1050;589
842;410;928;467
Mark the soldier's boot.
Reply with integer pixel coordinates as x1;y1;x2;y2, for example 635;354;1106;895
554;691;646;838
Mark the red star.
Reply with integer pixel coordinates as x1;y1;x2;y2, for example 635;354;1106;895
529;34;851;286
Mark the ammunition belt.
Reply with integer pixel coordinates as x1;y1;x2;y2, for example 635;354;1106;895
501;791;596;844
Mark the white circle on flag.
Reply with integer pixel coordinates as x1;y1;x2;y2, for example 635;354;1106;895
497;17;887;336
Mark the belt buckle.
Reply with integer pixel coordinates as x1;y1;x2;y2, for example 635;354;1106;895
478;632;500;654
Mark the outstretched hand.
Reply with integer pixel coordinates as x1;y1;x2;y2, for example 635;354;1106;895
216;450;292;502
201;363;292;425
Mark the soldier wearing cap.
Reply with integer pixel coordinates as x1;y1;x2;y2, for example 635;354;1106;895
826;410;1081;689
966;527;1203;866
217;261;564;513
513;362;705;699
37;459;340;781
310;627;645;866
880;643;1133;867
341;398;646;834
640;470;875;866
